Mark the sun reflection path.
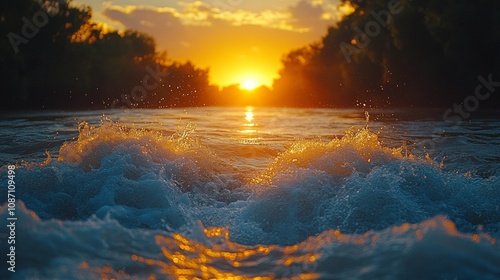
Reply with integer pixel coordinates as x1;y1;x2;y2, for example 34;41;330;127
244;106;255;127
239;107;261;145
245;110;254;123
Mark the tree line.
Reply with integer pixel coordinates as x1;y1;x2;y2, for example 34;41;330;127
273;0;500;108
1;0;214;110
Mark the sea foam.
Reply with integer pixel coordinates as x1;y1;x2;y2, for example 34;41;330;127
1;121;499;278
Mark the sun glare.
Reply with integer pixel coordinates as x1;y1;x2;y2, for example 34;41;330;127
245;110;254;123
240;79;258;91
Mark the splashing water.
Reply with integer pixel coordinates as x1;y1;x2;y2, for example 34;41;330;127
0;108;499;279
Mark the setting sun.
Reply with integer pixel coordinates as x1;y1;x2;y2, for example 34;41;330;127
240;79;259;91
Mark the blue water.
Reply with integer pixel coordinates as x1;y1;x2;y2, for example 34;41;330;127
0;108;499;279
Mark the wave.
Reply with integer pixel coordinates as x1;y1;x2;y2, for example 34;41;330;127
1;121;499;278
1;203;498;279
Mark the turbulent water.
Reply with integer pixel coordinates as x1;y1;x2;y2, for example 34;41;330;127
0;107;499;279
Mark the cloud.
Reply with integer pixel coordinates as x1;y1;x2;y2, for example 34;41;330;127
310;0;353;21
99;0;343;86
100;0;337;56
102;0;339;33
103;6;187;48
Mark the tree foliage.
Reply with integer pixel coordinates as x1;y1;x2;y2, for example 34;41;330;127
274;0;500;107
0;0;213;109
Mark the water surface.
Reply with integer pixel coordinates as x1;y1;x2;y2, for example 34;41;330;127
1;107;499;279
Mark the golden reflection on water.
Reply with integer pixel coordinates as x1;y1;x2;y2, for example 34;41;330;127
240;106;261;144
130;226;320;279
87;217;496;279
245;109;254;124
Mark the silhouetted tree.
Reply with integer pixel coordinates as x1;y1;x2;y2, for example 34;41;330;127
0;0;214;110
274;0;500;108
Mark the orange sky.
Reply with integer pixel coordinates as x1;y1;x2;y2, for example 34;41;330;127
75;0;347;88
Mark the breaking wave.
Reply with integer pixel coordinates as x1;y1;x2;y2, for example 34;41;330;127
1;120;499;279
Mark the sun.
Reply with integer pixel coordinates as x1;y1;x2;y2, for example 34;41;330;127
240;79;258;91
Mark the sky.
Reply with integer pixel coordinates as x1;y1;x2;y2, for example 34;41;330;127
74;0;346;88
